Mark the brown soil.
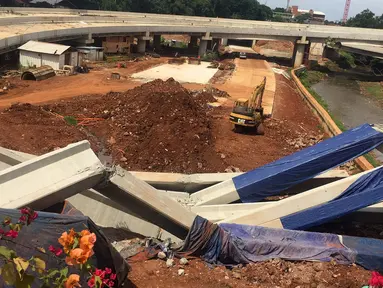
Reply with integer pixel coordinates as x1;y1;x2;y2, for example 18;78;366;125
44;78;227;173
127;257;371;288
255;40;294;53
211;74;324;171
0;103;92;155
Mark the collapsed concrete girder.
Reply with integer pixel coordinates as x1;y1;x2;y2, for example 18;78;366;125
0;141;105;210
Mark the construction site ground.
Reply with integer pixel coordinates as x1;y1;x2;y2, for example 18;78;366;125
0;56;373;287
0;58;322;173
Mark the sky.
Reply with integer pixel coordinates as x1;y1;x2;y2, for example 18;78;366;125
263;0;383;21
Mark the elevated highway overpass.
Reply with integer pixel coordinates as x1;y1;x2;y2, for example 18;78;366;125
1;7;383;67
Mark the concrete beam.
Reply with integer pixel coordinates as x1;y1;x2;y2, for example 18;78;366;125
0;141;105;210
219;167;382;226
191;169;349;206
97;166;196;239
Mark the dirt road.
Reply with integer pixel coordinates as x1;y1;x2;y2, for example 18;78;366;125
219;59;276;115
0;58;167;107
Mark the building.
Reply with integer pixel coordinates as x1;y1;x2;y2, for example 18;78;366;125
18;40;78;70
291;6;326;24
102;36;134;54
76;46;104;62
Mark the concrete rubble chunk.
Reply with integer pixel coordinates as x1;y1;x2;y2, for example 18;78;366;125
0;141;105;210
166;259;175;267
97;166;196;239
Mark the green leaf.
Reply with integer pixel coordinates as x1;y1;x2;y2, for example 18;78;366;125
15;274;34;288
0;246;16;260
45;269;60;278
95;275;103;288
73;237;79;249
13;257;30;279
33;256;46;274
0;262;17;285
60;267;68;278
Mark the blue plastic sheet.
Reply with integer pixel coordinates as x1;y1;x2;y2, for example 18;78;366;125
232;124;383;203
179;216;383;271
281;167;383;230
0;207;129;287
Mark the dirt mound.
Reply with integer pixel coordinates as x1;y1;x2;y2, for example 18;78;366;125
0;103;91;155
46;78;227;173
256;40;294;53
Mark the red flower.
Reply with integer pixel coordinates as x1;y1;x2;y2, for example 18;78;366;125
87;277;95;288
5;230;18;238
94;268;106;279
19;215;27;223
49;245;63;256
110;273;116;281
108;281;115;287
369;271;383;287
20;208;29;215
0;229;4;235
105;267;112;274
31;212;38;220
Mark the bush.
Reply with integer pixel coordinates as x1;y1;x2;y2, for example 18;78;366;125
201;52;219;61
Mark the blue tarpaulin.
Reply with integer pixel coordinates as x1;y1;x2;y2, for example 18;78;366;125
280;167;383;230
232;124;383;203
179;216;383;272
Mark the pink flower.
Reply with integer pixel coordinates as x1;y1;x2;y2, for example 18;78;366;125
105;267;112;274
87;277;95;288
49;245;63;256
110;273;116;280
31;212;38;220
20;208;29;215
19;215;27;223
5;230;18;238
94;268;104;277
108;281;115;287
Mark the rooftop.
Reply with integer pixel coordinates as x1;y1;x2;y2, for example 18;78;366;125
18;40;71;55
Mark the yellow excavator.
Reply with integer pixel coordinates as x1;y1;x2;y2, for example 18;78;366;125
229;77;266;134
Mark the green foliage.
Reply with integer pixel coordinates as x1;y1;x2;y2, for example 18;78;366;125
346;9;383;29
273;15;285;22
201;51;219;61
64;116;78;126
299;70;325;86
295;13;311;24
338;50;356;69
365;153;381;168
273;7;286;13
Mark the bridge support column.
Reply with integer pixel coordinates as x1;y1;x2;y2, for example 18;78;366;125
221;38;228;46
308;41;325;61
199;33;213;56
252;39;257;47
137;32;152;53
137;38;147;53
189;36;198;49
199;40;209;56
293;37;309;68
153;35;162;51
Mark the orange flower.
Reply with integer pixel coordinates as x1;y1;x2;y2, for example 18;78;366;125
64;274;81;288
58;229;76;254
65;248;94;266
80;232;96;251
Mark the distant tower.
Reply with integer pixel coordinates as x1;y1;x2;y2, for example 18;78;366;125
286;0;291;11
343;0;352;23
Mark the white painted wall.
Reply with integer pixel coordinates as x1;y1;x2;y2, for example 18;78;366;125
59;54;65;69
70;51;78;66
19;50;62;69
19;50;42;68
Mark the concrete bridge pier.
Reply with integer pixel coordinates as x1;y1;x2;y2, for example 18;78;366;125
153;34;161;51
221;38;228;46
309;41;325;61
137;33;152;53
293;37;309;68
199;40;208;56
199;33;213;56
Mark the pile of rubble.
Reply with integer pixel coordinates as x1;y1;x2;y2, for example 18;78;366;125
45;78;227;173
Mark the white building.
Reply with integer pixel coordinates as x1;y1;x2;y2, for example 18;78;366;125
18;40;78;70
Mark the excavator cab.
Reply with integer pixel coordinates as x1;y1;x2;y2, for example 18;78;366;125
229;78;266;134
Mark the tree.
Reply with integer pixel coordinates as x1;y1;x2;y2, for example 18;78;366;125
274;7;286;13
295;13;311;24
346;9;379;28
